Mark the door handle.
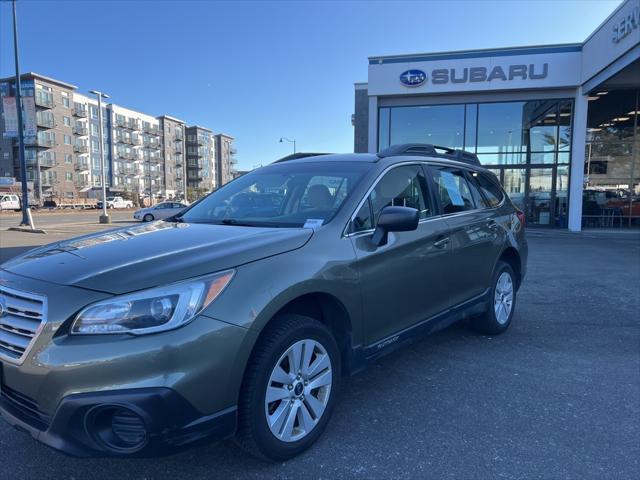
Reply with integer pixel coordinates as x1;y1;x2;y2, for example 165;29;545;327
433;237;450;249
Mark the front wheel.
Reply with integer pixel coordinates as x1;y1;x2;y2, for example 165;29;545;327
236;314;340;461
471;261;517;335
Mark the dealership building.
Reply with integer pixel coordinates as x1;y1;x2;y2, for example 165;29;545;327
353;0;639;230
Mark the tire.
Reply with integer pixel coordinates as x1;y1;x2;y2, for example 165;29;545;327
236;314;341;461
143;214;154;222
471;261;517;335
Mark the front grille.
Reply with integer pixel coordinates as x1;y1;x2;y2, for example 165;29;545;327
0;286;46;363
0;382;50;431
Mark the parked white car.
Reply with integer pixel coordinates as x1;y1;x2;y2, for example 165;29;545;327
0;194;21;211
133;201;189;222
96;196;134;209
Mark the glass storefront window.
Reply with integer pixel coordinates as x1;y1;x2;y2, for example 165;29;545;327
477;152;526;166
378;98;573;227
559;102;572;151
584;87;639;228
477;102;525;154
388;105;465;149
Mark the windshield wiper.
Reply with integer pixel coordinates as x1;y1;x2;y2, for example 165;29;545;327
220;218;260;227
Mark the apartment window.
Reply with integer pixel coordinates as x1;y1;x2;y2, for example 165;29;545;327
63;116;71;127
64;134;71;145
65;172;73;182
91;124;99;136
61;92;70;108
90;105;98;119
65;153;72;164
91;139;99;153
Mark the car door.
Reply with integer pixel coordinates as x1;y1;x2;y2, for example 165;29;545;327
348;164;452;346
153;202;171;219
427;165;503;307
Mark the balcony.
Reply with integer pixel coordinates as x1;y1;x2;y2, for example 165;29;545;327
73;106;88;117
40;176;55;187
35;93;54;109
75;176;92;191
174;131;183;141
36;116;55;129
143;124;160;135
73;125;88;136
175;145;184;154
230;148;237;155
116;150;136;160
116;118;140;130
27;137;55;148
74;160;90;172
143;139;161;150
26;155;56;168
74;144;89;153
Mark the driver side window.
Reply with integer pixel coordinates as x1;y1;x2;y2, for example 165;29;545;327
352;165;431;233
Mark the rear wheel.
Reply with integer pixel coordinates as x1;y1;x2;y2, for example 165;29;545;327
143;214;154;222
471;261;516;335
236;314;340;461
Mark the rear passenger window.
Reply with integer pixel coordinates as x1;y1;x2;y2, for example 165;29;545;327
430;167;476;214
473;173;505;208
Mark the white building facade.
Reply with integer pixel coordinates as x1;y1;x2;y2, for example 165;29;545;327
354;0;639;230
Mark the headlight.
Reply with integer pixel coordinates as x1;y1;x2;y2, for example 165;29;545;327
71;270;234;335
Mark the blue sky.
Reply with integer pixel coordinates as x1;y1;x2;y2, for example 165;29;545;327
0;0;623;170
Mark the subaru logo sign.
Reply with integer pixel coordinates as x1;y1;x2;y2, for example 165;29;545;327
400;69;427;87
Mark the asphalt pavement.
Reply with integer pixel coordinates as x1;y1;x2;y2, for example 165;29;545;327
0;226;639;479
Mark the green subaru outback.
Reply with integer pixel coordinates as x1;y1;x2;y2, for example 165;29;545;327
0;144;527;460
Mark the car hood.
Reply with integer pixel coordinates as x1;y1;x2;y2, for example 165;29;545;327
1;221;313;294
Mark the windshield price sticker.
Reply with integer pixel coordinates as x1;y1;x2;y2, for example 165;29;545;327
303;219;324;230
441;171;465;206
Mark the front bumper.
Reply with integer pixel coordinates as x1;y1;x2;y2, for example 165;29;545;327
0;384;237;457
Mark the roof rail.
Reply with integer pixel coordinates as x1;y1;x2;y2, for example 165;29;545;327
273;152;331;163
377;143;480;166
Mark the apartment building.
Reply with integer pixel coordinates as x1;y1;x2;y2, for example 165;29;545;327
215;133;236;189
0;72;236;204
185;126;217;195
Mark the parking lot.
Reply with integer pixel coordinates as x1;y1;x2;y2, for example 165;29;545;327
0;224;639;479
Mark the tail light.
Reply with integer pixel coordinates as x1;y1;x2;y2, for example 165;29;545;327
516;210;526;228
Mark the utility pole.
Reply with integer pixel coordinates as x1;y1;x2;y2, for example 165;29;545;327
90;90;110;223
12;0;34;228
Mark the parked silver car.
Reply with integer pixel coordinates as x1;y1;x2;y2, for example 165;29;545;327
133;201;188;222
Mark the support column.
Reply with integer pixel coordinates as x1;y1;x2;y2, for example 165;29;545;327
568;88;588;232
367;96;377;153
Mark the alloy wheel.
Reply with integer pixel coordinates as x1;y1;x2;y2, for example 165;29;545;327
494;271;514;324
264;339;332;443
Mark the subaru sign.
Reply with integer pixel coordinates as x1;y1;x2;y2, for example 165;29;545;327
399;70;427;87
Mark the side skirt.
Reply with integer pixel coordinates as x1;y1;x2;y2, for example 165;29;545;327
347;289;490;373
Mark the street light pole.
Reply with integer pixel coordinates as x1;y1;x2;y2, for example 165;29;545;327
11;0;33;228
279;137;296;154
90;90;110;224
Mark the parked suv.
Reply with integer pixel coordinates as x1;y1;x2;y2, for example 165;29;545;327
0;144;526;460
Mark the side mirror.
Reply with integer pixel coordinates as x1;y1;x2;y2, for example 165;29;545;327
371;206;419;246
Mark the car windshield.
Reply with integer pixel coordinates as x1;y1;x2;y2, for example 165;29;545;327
180;161;370;228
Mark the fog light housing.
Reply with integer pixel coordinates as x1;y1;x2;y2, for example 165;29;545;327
89;406;148;453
